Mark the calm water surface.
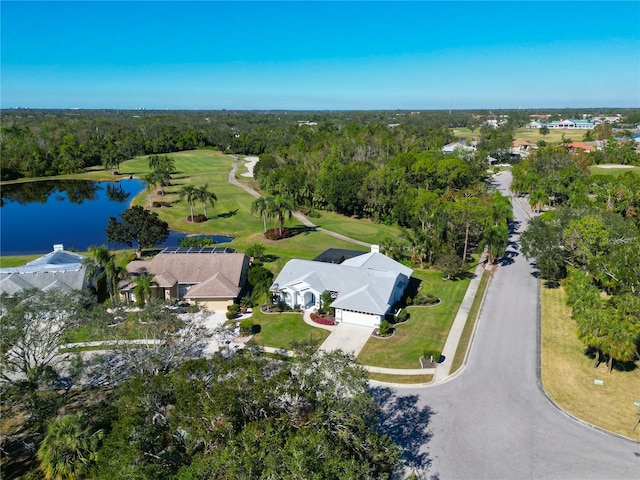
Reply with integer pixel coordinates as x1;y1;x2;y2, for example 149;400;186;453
0;179;231;256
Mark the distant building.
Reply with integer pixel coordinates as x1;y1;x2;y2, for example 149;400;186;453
547;119;595;129
442;141;476;154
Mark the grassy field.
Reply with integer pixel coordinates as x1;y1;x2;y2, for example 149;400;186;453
310;210;402;245
453;127;591;146
250;310;330;350
357;269;470;369
541;286;640;440
590;165;640;176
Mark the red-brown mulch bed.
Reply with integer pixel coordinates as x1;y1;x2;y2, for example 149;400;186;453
187;214;207;223
264;228;292;240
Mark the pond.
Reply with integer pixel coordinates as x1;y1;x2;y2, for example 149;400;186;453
0;179;233;256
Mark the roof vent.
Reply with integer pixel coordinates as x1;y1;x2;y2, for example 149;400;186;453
53;244;64;251
371;245;380;254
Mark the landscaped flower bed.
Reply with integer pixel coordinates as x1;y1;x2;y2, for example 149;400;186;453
310;312;336;325
264;227;292;240
411;294;441;306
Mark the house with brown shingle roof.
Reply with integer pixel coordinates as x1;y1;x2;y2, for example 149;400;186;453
120;248;249;310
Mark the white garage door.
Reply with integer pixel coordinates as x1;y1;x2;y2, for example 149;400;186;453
340;310;381;328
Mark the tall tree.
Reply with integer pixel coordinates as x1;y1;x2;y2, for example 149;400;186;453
0;289;84;419
179;184;198;221
251;196;269;232
105;206;169;258
266;194;295;236
84;245;123;305
196;183;217;218
142;172;159;208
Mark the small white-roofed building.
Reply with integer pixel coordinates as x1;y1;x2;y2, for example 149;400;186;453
271;245;412;328
0;244;90;296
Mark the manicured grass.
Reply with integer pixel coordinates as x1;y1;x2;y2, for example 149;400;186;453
310;210;403;245
541;286;640;440
123;150;283;238
453;127;592;146
590;165;640;176
251;310;330;350
357;269;470;369
450;269;489;374
367;373;433;384
0;254;41;268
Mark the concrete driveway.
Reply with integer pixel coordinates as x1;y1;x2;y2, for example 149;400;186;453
319;322;374;356
379;171;640;479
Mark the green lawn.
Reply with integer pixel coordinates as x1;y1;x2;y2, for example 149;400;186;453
453;127;593;146
450;270;489;374
541;286;640;440
357;269;470;369
590;165;640;176
250;310;330;350
310;210;403;245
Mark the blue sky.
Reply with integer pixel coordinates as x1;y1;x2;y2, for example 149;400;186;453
2;1;639;110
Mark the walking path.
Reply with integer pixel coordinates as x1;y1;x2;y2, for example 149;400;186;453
227;155;370;248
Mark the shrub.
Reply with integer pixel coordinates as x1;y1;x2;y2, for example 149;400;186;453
310;312;336;325
422;349;441;363
226;311;238;320
406;296;413;306
396;310;409;323
414;295;440;306
239;319;254;336
378;320;391;335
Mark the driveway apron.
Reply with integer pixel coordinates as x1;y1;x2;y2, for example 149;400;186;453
319;323;374;356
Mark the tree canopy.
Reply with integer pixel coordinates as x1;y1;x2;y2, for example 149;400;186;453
105;205;169;257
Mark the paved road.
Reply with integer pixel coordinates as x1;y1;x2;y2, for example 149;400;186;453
381;171;640;479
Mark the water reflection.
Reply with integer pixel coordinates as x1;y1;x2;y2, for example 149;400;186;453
1;179;232;256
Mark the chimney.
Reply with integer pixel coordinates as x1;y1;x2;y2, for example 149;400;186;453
53;244;64;251
371;244;380;254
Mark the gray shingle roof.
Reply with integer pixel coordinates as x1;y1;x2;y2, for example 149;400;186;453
272;253;412;315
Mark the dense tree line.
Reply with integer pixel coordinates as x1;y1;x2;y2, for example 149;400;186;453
2;108;637;181
518;147;640;371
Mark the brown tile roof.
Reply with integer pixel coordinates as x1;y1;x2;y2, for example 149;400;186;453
126;253;247;298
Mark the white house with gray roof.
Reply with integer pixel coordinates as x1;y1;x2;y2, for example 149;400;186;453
271;246;412;328
0;245;89;296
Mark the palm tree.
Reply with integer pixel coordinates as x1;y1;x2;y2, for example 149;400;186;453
82;245;113;301
149;155;175;195
266;194;294;237
196;184;217;218
143;172;158;208
132;272;156;306
37;413;103;480
529;189;548;214
84;246;121;304
179;184;198;221
251;196;269;233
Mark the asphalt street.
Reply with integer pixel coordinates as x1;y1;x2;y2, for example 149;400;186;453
380;171;640;480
